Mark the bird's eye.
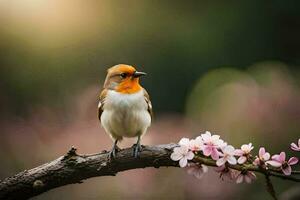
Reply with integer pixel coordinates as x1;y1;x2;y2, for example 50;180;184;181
120;73;127;78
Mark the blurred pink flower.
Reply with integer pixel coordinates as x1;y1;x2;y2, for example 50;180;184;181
188;136;203;152
236;171;256;184
253;147;270;166
201;131;223;160
171;145;194;168
216;145;237;166
235;143;254;164
291;139;300;151
186;163;208;179
266;152;298;175
215;165;235;181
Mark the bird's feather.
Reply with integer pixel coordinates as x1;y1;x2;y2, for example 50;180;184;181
98;89;107;122
143;89;153;120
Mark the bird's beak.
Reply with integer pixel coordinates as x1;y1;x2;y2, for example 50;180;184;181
133;71;147;78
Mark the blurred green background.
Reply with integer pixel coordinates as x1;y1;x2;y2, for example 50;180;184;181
0;1;300;199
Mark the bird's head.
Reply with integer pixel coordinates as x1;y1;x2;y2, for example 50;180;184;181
103;64;146;94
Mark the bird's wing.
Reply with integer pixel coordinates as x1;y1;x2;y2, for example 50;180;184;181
143;88;153;120
98;89;107;122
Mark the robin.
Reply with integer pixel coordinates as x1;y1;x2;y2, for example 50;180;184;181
98;64;152;158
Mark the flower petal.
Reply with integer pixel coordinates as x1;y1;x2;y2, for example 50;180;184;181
211;148;220;160
227;156;237;165
173;147;181;153
201;131;211;142
189;139;203;151
179;138;190;146
262;153;270;161
291;143;297;149
203;146;212;156
195;137;204;148
249;143;254;151
253;158;260;166
236;174;244;184
238;156;247;164
291;143;300;151
234;149;244;156
259;147;265;157
241;143;253;152
202;165;209;173
288;157;299;165
179;157;188;168
171;152;182;161
178;145;189;154
271;154;280;161
195;136;203;142
248;172;256;180
211;135;220;143
224;145;235;154
216;139;227;149
282;165;292;176
186;151;195;160
216;158;226;167
266;160;282;167
278;152;286;162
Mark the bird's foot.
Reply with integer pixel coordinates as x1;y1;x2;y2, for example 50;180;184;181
108;145;121;160
132;143;142;158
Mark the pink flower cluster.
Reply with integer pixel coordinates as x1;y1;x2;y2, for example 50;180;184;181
171;132;300;183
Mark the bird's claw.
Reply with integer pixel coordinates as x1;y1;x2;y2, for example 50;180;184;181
133;143;142;158
108;145;120;160
108;149;116;160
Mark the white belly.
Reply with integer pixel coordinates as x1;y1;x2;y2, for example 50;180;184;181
101;90;151;140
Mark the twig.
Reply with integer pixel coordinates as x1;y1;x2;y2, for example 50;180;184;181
265;175;278;200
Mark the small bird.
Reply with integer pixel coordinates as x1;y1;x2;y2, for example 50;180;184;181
98;64;152;158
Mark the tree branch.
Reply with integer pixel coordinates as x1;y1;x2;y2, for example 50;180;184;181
0;143;299;200
0;144;178;200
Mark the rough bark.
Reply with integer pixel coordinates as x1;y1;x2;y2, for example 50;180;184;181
0;144;178;200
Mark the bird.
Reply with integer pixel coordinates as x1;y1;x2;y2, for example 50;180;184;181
98;64;153;159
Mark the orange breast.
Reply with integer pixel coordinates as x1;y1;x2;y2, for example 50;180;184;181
116;78;142;94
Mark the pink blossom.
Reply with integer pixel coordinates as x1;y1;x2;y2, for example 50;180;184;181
186;163;208;179
236;171;256;184
253;147;270;166
179;138;190;147
235;143;254;164
188;136;203;152
171;145;194;168
201;131;223;160
218;139;228;149
177;137;203;152
291;139;300;151
266;152;298;175
215;165;235;181
216;145;237;166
